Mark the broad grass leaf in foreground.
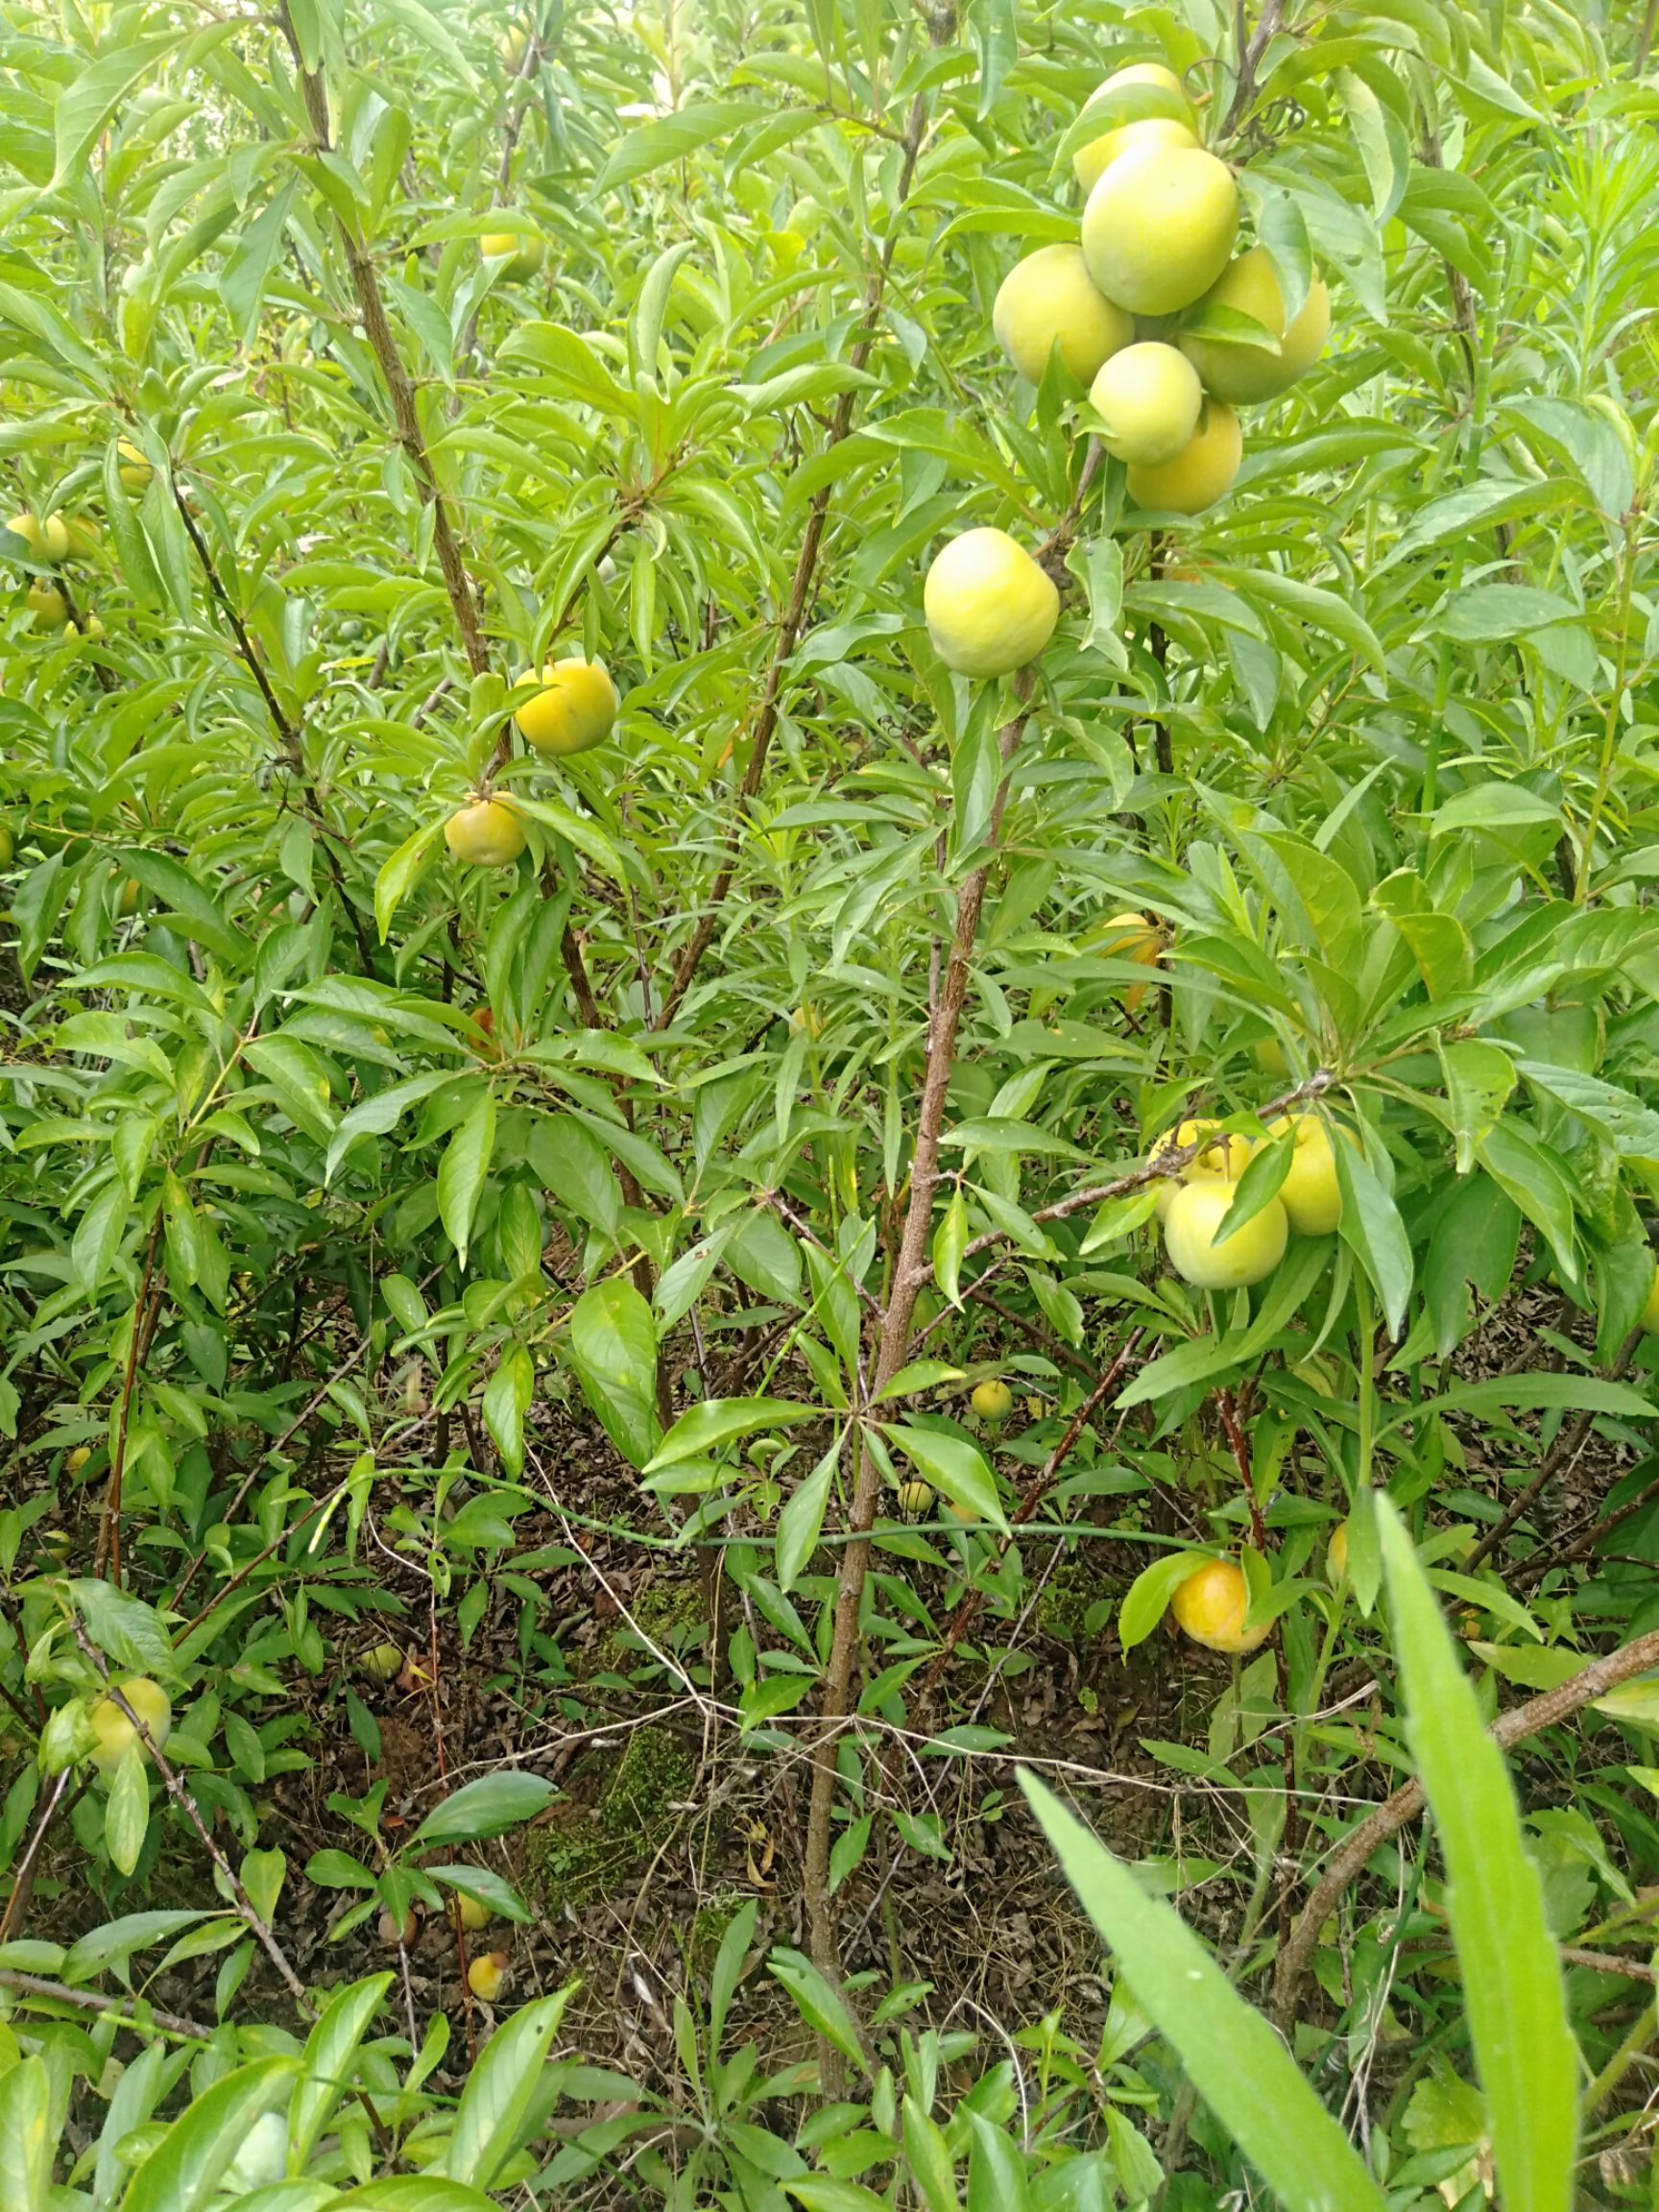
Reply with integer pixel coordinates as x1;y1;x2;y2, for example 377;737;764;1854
1376;1496;1577;2210
1020;1772;1385;2212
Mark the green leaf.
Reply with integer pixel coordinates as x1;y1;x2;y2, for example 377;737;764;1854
566;1279;661;1469
880;1425;1005;1531
1436;583;1584;641
117;851;251;968
767;1948;870;2079
782;2185;891;2212
437;1089;496;1268
645;1395;817;1471
482;1345;533;1477
120;2054;298;2212
1118;1551;1211;1653
1380;1372;1654;1438
67;1581;175;1678
967;2113;1033;2212
1020;1774;1387;2211
374;818;445;941
409;1771;557;1847
1332;1139;1412;1337
305;1850;377;1889
1439;1040;1517;1171
776;1438;839;1595
440;1990;571;2188
55;34;192;185
0;2056;52;2212
1376;1499;1578;2210
105;1743;149;1877
933;1188;970;1308
596;101;764;191
290;1974;395;2168
874;1359;965;1401
425;1865;532;1922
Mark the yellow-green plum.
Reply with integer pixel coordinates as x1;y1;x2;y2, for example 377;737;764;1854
992;245;1132;385
1163;1177;1286;1288
1150;1118;1250;1222
1072;62;1195;195
445;799;526;867
1126;401;1242;514
1090;341;1203;465
88;1678;172;1772
1171;1558;1269;1652
1082;143;1239;318
1255;1112;1345;1237
924;528;1058;680
1181;248;1332;404
481;232;545;277
515;657;618;756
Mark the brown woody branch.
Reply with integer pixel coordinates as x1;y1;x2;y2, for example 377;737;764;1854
1271;1625;1659;2032
280;8;489;679
0;1967;211;2041
802;683;1031;2025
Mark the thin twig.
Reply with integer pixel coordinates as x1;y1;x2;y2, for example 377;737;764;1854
0;1967;211;2040
1272;1626;1659;2032
913;1334;1141;1700
802;682;1031;2035
1462;1326;1641;1575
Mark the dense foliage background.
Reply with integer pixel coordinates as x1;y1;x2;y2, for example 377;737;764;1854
4;0;1659;2200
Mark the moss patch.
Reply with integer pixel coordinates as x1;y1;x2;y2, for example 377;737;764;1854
589;1575;705;1674
533;1724;696;1914
1035;1553;1115;1645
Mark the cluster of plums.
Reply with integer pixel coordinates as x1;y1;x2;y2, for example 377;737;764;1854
923;56;1331;685
1153;1111;1344;1289
445;655;617;866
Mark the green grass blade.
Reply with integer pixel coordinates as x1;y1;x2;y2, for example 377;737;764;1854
1020;1772;1385;2212
1376;1496;1577;2210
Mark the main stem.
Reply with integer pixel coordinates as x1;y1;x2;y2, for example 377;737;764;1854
802;688;1030;2005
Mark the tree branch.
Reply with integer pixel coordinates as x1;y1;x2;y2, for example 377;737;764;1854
1271;1625;1659;2032
0;1967;211;2041
1461;1326;1641;1575
802;682;1030;2017
279;8;489;679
